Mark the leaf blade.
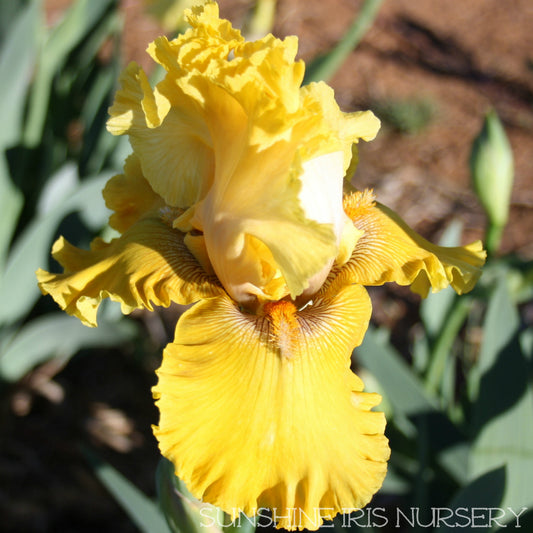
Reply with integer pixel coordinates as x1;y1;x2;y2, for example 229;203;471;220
85;448;171;533
0;170;111;326
0;310;136;382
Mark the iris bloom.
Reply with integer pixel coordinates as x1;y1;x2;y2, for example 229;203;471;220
37;3;485;530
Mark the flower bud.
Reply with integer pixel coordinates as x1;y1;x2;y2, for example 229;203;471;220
470;110;514;233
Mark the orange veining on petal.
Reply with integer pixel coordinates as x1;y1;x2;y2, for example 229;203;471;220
263;300;300;359
343;189;376;220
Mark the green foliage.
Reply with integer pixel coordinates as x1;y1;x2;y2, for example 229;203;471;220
355;228;533;530
157;457;233;533
24;0;116;147
0;0;133;388
304;0;384;84
0;1;37;271
0;310;136;382
469;279;533;511
373;97;437;134
85;448;172;533
0;168;112;326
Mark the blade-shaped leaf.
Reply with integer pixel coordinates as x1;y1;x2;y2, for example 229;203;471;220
0;0;27;42
355;326;467;484
0;310;137;382
85;448;171;533
0;170;111;326
355;326;438;418
24;0;115;146
304;0;383;84
36;162;78;216
0;0;39;148
0;0;39;269
437;467;506;533
0;157;23;275
157;457;256;533
469;279;533;511
157;457;227;533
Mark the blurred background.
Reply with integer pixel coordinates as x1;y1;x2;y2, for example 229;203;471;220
1;1;532;532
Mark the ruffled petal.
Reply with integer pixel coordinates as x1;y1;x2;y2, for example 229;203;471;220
153;283;389;530
106;3;381;304
36;214;222;327
103;153;165;233
340;190;486;297
107;62;214;209
300;83;380;171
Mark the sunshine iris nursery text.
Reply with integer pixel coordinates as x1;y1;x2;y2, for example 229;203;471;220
199;506;528;529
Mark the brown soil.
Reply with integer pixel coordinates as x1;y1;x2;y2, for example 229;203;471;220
4;1;533;532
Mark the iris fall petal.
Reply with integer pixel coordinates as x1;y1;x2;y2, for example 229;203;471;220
341;190;486;297
153;282;389;530
36;215;221;327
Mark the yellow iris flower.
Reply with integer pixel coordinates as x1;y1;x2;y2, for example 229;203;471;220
36;2;485;530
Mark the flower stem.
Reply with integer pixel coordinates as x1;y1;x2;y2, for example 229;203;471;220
425;296;471;398
485;223;504;257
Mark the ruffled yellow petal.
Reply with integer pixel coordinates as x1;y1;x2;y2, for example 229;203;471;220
106;3;381;303
107;62;214;209
341;190;486;297
36;214;222;327
106;62;169;134
300;82;380;171
103;153;165;233
153;283;389;530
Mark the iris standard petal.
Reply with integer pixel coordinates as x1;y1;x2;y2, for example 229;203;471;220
107;62;214;209
194;143;338;304
300;83;381;171
192;88;375;304
341;190;486;297
36;214;222;327
153;282;389;530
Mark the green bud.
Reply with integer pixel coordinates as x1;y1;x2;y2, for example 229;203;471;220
470;110;514;253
